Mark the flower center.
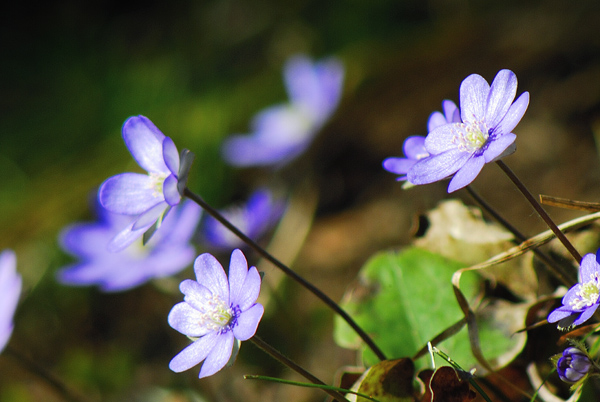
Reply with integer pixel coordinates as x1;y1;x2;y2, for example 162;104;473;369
148;172;169;198
197;294;236;332
452;122;490;154
570;275;600;310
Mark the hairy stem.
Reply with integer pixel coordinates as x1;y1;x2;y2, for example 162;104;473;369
184;187;386;361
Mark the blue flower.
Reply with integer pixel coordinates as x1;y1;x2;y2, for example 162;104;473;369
57;201;201;292
222;54;344;167
168;249;264;378
0;249;21;353
202;189;284;250
383;100;460;182
99;116;190;251
408;70;529;192
548;251;600;329
557;347;592;384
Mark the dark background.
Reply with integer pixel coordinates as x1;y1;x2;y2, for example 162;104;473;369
1;0;600;401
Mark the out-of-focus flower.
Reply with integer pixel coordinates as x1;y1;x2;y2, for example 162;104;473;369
222;54;344;167
202;189;284;250
383;100;460;182
548;251;600;329
99;115;193;251
408;70;529;192
168;249;264;378
557;347;592;384
57;201;201;292
0;249;21;353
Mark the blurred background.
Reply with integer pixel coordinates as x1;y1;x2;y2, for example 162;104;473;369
1;0;600;400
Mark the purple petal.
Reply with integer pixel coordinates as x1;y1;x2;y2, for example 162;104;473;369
382;158;413;177
235;267;262;311
233;303;264;341
107;219;151;253
199;331;234;378
447;155;485;192
427;112;448;132
460;74;490;123
442;100;460;123
424;124;461;155
573;304;599;326
162;137;180;176
579;253;599;283
407;149;470;185
99;173;163;215
403;136;428;160
122;116;169;174
169;331;219;373
163;175;181;206
194;254;230;302
132;202;168;230
495;92;529;135
548;307;575;323
168;302;213;337
484;70;518;129
228;249;248;306
159;201;202;244
180;280;215;311
482;133;517;163
562;284;582;307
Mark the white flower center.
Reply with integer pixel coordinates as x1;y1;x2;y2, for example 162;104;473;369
197;293;234;332
452;122;489;153
570;273;600;310
148;172;169;198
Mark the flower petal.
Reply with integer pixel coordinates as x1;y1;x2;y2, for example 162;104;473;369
482;133;516;163
107;220;151;253
169;331;219;373
228;249;248;306
235;267;262;311
403;136;428;159
407;149;470;185
447;154;485;192
424;124;461;154
99;173;163;215
199;331;235;378
168;302;213;337
460;74;490;123
122;116;169;173
427;111;448;132
573;303;599;326
194;253;230;302
132;202;168;230
548;307;575;324
485;70;518;129
233;303;264;341
579;253;599;283
382;158;413;178
162;137;180;176
163;174;181;206
495;92;529;135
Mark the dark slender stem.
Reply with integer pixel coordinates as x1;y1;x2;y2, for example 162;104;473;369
495;160;582;263
4;346;89;402
184;187;387;361
466;185;575;286
249;336;349;402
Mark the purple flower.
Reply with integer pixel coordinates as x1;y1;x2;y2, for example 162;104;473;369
383;100;460;181
222;54;344;167
99;116;191;251
548;251;600;328
408;70;530;192
203;189;284;250
57;201;201;292
0;249;21;353
557;347;592;383
168;249;264;378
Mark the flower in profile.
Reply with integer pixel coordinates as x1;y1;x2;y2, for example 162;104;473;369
548;251;600;329
0;249;21;353
556;347;593;384
408;70;530;192
57;200;201;292
383;100;460;182
99;115;194;251
168;249;264;378
222;54;344;167
202;189;284;250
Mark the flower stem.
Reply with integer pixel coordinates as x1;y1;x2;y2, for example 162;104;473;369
4;345;90;402
183;187;387;361
466;185;575;286
495;160;582;263
249;336;349;402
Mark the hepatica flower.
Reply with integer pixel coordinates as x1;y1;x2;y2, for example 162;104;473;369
57;201;201;292
203;189;284;250
548;251;600;328
408;70;530;192
556;347;593;384
168;249;264;378
383;100;460;182
222;54;344;167
0;249;21;353
99;115;193;251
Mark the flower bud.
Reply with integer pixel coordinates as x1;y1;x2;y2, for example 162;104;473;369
557;347;592;383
